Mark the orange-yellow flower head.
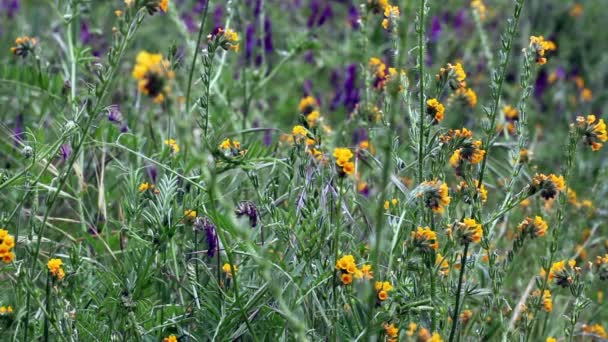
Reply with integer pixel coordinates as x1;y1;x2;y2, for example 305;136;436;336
427;98;445;124
532;289;553;312
381;5;400;30
333;147;355;176
222;263;237;278
454;218;483;244
374;281;393;301
437;62;467;90
576;114;608;151
0;229;16;264
10;36;37;57
517;216;548;238
209;27;240;52
546;259;577;288
596;254;608;280
529;36;556;65
418;180;451;214
412;226;439;252
369;57;388;89
132;51;174;103
531;173;566;200
47;258;65;281
162;335;177;342
451;87;478;108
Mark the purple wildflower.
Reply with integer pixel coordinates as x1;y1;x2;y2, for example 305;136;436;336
59;144;71;162
235;201;258;228
13;114;23;146
307;0;320;28
194;217;218;257
264;18;273;53
264;130;272;146
146;164;158;184
213;5;224;31
193;0;206;14
317;4;333;26
107;105;123;124
245;23;256;63
343;64;359;112
348;5;360;29
430;16;442;42
2;0;20;18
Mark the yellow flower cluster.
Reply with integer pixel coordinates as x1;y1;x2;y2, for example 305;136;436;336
529;36;557;65
576;114;607;151
333;148;355;176
532;289;553;312
298;96;322;128
427;98;445;124
455;218;483;244
162;335;177;342
125;0;168;14
418;327;444;342
138;182;159;194
47;258;65;281
449;140;486;167
418;180;451;214
219;138;241;150
374;281;393;301
335;254;373;285
517;216;548;238
222;263;237;278
547;259;576;288
532;173;566;200
382;5;400;30
383;198;399;210
0;229;16;264
383;322;399;342
582;323;607;339
411;227;439;252
471;0;487;21
498;105;519;135
436;253;450;276
460;309;473;324
451;87;478;108
210;27;240;52
164;139;180;153
369;57;387;90
437;63;467;90
184;210;197;220
132;51;174;103
456;180;488;203
10;36;37;57
292;125;308;140
0;305;13;315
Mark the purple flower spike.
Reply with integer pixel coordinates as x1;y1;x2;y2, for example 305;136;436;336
146;164;158;184
348;5;360;29
264;18;273;53
107;105;123;124
430;16;442;42
59;144;72;162
245;23;256;62
317;4;333;26
194;217;218;257
13;114;24;146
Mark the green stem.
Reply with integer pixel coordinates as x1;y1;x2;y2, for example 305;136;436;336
185;0;210;113
417;0;426;184
43;272;51;341
449;242;469;342
477;0;525;190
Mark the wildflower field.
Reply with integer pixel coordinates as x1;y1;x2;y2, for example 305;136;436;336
1;0;608;340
